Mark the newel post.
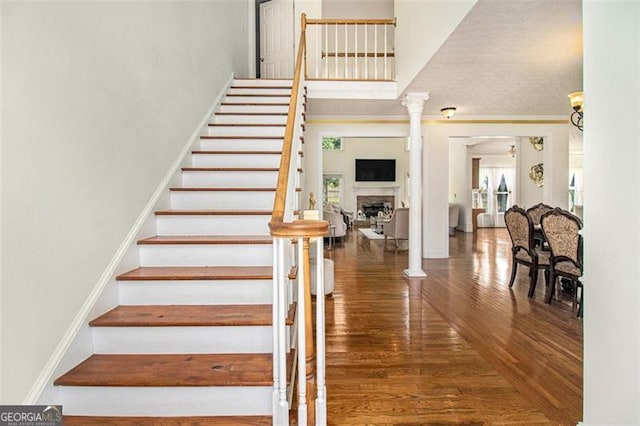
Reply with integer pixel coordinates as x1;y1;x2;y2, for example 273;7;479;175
402;92;429;278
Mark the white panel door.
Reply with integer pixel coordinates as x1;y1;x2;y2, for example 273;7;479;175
260;0;294;78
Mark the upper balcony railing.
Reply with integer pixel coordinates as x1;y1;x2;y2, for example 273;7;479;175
303;15;396;81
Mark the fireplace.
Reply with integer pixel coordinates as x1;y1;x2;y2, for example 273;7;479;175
357;195;395;218
353;185;401;219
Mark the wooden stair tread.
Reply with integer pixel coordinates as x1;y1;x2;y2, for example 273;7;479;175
54;353;276;387
208;123;285;127
116;266;272;281
138;235;272;245
226;94;289;97
169;187;276;192
230;85;291;89
215;112;288;116
63;415;272;426
220;102;289;106
192;150;282;155
89;304;286;327
200;136;283;140
181;167;279;172
154;209;272;216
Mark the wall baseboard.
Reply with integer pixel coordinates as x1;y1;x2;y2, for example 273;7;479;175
23;73;235;405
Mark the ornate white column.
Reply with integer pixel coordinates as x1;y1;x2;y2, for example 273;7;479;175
402;92;429;277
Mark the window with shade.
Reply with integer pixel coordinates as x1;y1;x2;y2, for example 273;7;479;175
323;175;343;205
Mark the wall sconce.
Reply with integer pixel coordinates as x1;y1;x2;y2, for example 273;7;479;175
508;145;516;157
568;91;583;131
440;107;456;119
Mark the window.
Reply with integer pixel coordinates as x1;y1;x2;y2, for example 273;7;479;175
495;174;510;213
323;175;343;205
322;137;342;150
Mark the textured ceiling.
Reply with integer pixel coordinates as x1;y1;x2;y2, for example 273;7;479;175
308;0;583;117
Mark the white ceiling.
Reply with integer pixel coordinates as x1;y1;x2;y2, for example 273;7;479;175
308;0;583;117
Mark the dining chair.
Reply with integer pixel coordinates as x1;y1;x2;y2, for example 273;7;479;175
504;205;550;297
383;208;409;254
540;208;584;317
526;203;554;247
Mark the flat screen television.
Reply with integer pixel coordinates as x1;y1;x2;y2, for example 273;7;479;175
355;159;396;182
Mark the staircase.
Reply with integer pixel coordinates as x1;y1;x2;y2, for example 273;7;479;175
55;79;297;424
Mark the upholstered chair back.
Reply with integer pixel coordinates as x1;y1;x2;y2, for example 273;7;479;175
505;206;532;253
526;203;554;226
541;209;583;265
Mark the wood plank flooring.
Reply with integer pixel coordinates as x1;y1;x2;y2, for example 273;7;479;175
324;227;582;425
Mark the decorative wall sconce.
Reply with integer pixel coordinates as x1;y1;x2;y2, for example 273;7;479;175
568;91;584;131
440;107;456;119
529;136;544;151
529;163;544;187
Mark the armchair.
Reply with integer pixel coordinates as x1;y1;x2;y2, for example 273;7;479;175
383;208;409;253
323;210;347;239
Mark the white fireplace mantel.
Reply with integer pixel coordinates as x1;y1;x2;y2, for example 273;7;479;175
353;185;401;208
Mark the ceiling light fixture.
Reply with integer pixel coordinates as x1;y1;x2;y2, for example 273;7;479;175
440;107;457;119
568;91;583;131
508;145;516;157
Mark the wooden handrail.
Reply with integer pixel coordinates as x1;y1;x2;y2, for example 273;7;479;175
270;15;307;224
306;17;396;26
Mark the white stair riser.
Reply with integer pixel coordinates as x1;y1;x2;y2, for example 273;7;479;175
59;386;272;416
224;95;290;104
139;244;272;267
219;104;289;114
192;153;281;168
156;215;271;236
198;139;283;151
213;114;287;125
119;279;272;305
207;125;285;137
228;87;291;96
93;325;280;354
170;191;275;210
233;79;292;87
182;170;279;187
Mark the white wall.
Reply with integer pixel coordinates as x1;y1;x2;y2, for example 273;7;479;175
394;0;476;94
517;136;545;209
1;1;250;403
425;121;569;258
306;118;569;258
322;137;408;212
583;2;640;423
322;0;393;18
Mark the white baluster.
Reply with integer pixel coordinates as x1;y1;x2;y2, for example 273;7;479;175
315;24;319;79
315;239;327;425
384;24;388;80
272;237;280;419
296;237;307;426
324;23;328;79
374;23;378;80
354;24;358;79
344;23;348;78
364;24;368;80
334;24;338;79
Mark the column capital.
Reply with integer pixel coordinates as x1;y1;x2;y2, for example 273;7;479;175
402;92;430;116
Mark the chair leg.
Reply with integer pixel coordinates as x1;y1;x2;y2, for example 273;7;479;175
394;238;399;254
528;263;538;298
577;283;584;318
384;235;388;250
545;271;556;304
508;258;518;288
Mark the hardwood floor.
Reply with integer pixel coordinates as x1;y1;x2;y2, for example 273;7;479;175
324;227;582;425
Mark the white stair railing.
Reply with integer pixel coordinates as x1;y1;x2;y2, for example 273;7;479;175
304;16;396;80
270;14;329;426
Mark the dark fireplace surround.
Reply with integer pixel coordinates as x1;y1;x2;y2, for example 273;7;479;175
357;195;394;218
